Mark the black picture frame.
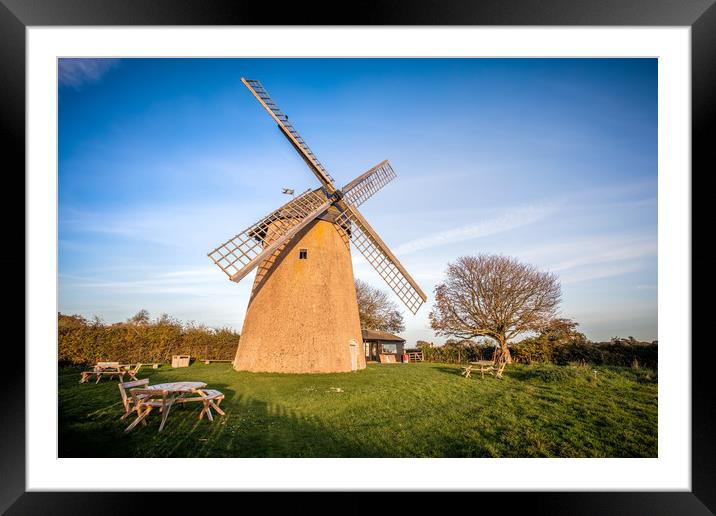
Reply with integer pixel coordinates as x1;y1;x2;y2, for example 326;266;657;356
2;0;709;513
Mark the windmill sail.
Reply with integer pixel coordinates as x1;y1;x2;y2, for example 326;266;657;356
335;204;427;314
341;160;397;208
208;189;331;283
241;78;336;190
216;78;427;316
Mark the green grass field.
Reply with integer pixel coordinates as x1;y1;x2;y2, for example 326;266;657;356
58;361;657;458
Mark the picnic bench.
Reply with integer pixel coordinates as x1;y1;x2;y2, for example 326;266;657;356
80;362;143;384
461;359;507;379
123;381;226;433
118;378;150;420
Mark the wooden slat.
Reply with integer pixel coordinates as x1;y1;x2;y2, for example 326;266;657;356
241;78;336;191
341;160;396;208
335;204;427;314
207;189;331;284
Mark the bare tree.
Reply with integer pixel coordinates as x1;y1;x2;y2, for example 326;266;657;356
355;278;405;334
429;255;561;364
127;309;150;325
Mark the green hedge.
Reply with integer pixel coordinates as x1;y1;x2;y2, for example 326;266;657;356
422;343;495;364
513;340;657;369
58;313;239;366
422;340;657;369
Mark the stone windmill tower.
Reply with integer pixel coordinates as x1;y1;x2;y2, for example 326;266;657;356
208;79;427;373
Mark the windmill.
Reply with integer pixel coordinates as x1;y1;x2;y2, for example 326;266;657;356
208;78;427;373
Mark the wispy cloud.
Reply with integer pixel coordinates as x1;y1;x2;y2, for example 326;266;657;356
507;232;657;285
559;262;644;284
393;202;557;255
59;58;120;89
59;200;266;249
546;237;656;272
512;231;654;264
60;267;242;297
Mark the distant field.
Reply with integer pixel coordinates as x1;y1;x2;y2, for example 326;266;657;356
58;362;657;458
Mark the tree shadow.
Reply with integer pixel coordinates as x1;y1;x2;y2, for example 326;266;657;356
59;381;392;458
498;366;535;381
431;365;465;377
430;363;519;382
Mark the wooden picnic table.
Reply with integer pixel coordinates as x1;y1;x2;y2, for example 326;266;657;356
124;381;210;433
80;363;136;384
146;381;207;395
461;360;506;379
99;363;132;371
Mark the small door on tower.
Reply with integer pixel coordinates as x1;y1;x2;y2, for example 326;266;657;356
349;340;358;371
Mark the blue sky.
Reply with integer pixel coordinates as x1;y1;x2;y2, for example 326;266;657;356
58;58;657;344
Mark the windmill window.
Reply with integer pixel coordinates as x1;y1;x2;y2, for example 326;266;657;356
299;249;308;260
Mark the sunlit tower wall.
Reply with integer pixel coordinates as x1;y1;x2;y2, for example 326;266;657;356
234;213;365;373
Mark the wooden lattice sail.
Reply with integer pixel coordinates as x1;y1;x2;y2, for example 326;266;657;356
208;78;427;373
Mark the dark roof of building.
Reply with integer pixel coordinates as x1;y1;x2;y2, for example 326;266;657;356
361;329;405;343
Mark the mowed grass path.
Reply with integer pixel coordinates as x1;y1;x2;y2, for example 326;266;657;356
58;362;657;457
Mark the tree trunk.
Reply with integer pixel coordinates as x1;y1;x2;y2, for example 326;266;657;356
495;336;513;364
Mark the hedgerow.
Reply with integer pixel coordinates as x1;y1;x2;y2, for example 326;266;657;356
58;312;239;366
420;338;656;369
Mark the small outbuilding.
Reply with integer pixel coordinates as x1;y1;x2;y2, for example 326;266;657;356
362;329;406;363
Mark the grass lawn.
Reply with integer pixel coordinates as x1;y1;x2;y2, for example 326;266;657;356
58;361;657;457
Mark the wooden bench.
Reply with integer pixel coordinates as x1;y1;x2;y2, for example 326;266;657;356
125;385;226;432
177;389;226;421
117;379;150;420
461;359;507;379
80;362;119;383
200;359;232;365
80;362;128;384
124;388;176;433
79;370;95;384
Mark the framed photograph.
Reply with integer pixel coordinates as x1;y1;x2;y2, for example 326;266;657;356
5;0;710;513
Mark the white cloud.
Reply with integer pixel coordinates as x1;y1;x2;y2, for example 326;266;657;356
58;58;120;89
512;233;656;273
59;200;267;249
559;261;645;284
547;238;656;273
60;266;253;331
61;266;240;296
392;202;557;255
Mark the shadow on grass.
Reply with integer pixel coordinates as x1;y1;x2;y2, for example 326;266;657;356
59;381;389;458
431;365;463;377
430;364;506;380
430;363;571;383
58;362;657;458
